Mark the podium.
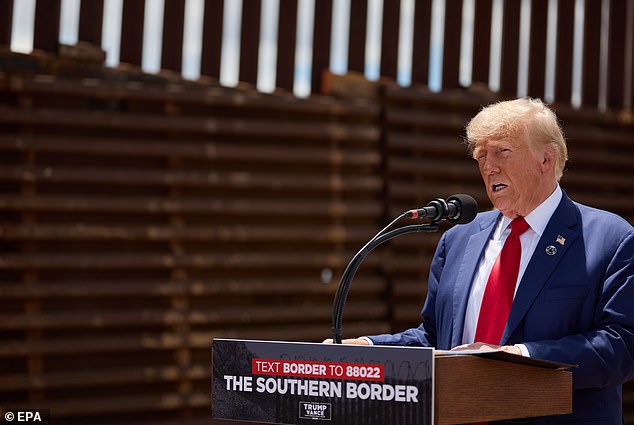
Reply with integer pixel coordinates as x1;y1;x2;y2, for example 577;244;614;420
212;339;572;425
434;351;572;424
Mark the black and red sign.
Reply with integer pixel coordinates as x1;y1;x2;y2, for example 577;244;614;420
212;339;433;425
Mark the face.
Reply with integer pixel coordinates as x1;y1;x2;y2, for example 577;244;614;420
472;131;557;218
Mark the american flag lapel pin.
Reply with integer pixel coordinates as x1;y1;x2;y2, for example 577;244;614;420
556;235;566;246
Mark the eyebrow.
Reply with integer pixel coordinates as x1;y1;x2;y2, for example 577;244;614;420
472;146;487;158
472;138;511;159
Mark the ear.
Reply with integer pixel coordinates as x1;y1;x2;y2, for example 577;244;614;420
540;147;556;174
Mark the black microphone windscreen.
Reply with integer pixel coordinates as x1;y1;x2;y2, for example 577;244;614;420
448;194;478;224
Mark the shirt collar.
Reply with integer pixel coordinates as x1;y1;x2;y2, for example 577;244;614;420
498;185;562;237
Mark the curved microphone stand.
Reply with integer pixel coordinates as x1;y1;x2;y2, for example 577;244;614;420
331;221;439;344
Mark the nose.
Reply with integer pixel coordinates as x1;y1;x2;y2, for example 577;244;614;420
480;157;499;175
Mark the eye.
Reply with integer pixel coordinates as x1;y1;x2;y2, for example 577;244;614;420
498;147;511;156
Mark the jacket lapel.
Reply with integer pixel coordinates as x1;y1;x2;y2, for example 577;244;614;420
501;194;579;345
450;213;499;348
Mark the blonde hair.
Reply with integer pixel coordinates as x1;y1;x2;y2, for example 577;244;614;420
465;98;568;180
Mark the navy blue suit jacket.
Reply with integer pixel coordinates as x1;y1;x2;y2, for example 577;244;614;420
369;192;634;424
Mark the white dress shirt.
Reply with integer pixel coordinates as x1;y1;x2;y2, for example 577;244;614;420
461;185;563;354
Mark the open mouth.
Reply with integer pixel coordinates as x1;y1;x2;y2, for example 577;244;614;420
492;183;508;192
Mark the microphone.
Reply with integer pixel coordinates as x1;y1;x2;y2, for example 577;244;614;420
331;193;479;343
406;194;478;224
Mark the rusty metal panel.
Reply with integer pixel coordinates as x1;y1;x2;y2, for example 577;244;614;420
311;0;332;94
239;0;261;86
200;0;224;79
472;0;493;84
442;0;463;89
33;0;61;53
2;0;633;107
120;0;145;66
380;0;400;80
382;87;491;331
348;0;367;74
1;42;634;425
78;0;104;45
555;107;634;224
161;0;186;72
276;0;298;91
381;84;634;338
0;70;386;424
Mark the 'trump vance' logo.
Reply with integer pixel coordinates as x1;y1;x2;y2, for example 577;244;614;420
299;401;331;420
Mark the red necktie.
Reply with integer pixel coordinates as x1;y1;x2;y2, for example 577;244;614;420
475;217;530;344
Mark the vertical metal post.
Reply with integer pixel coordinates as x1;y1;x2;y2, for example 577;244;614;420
527;0;548;99
582;0;602;108
411;0;432;87
312;0;333;94
380;1;400;81
348;0;368;74
500;1;521;96
442;0;463;89
555;0;575;103
472;0;493;85
201;0;224;80
120;0;146;66
607;0;627;109
162;0;186;72
79;0;104;46
0;0;15;47
276;0;298;92
239;0;262;86
33;0;61;53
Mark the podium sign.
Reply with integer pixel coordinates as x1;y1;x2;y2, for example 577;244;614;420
212;339;434;425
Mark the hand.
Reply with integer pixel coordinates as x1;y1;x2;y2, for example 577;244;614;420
451;342;522;355
322;338;370;345
451;342;500;352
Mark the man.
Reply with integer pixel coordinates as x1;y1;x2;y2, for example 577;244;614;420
325;98;634;423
